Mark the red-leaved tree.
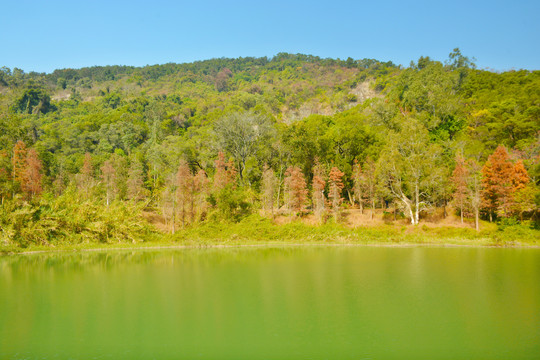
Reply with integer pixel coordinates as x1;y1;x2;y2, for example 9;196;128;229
285;166;308;214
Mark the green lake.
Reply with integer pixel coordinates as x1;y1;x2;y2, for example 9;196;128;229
1;246;539;359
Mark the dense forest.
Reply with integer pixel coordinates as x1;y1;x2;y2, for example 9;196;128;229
0;49;539;247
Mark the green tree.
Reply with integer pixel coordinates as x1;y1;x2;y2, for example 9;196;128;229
214;111;274;183
377;119;442;225
13;87;51;114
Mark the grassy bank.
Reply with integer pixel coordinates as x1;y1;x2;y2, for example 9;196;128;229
168;215;540;246
2;214;539;255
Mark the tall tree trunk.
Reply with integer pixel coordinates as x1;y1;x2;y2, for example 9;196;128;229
347;190;355;208
190;196;195;224
475;208;479;232
181;202;185;229
276;165;283;212
171;197;176;235
414;182;419;225
443;201;447;218
371;199;375;220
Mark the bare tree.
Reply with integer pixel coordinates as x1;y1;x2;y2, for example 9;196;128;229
262;164;277;217
312;159;326;222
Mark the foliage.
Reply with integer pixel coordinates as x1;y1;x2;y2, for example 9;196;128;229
284;166;308;214
0;189;153;247
0;50;538;248
482;146;530;219
328;166;345;220
212;185;253;222
377;118;443;225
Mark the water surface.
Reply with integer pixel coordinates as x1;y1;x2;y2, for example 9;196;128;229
1;246;539;359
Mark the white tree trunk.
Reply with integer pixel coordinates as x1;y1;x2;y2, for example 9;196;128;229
475;208;479;232
414;182;419;225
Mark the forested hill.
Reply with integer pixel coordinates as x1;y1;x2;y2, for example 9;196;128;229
0;50;539;246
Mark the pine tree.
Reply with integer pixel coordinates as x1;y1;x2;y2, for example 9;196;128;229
213;151;234;191
111;154;128;200
127;156;145;200
101;160;116;206
452;155;468;223
176;160;193;227
23;148;42;198
262;164;277;217
161;174;177;234
466;159;482;231
52;171;66;196
78;152;95;197
312;159;326;221
511;160;531;219
284;166;308;214
12;140;27;195
513;160;529;192
193;169;209;222
481;146;523;219
226;159;238;185
328;166;345;221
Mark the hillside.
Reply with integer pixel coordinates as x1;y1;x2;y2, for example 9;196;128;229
0;50;539;249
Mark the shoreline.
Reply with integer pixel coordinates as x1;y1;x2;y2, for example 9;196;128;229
2;215;539;256
4;240;540;256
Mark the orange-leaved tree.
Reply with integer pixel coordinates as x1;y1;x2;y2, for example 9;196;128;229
23;148;43;198
285;166;308;214
481;145;530;220
328;166;345;221
213;151;237;192
452;155;468;223
11;140;27;195
312;158;326;221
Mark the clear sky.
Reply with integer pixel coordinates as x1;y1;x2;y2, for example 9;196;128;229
1;0;538;73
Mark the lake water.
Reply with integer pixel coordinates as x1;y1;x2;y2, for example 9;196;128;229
1;246;539;359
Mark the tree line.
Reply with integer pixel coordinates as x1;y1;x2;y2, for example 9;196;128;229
0;49;538;244
1;124;535;234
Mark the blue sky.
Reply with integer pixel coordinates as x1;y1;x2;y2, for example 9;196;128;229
1;0;538;73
